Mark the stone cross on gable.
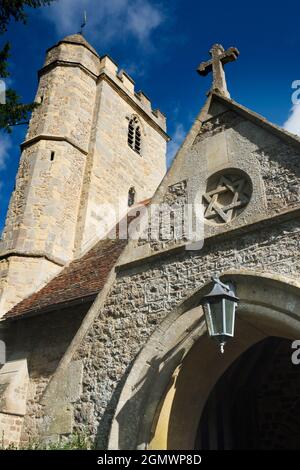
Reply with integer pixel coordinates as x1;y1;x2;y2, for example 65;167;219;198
197;44;239;98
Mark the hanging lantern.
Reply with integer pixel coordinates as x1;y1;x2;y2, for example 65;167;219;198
200;277;239;354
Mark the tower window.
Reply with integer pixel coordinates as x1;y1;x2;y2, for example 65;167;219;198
128;117;142;155
50;151;55;162
128;187;136;207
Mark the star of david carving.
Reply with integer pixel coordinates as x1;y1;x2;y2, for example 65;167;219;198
203;174;251;224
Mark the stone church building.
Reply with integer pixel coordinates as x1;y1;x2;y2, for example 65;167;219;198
0;34;300;450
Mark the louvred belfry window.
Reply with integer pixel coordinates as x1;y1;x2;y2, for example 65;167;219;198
128;117;142;155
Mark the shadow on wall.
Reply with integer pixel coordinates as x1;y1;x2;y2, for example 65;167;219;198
95;344;188;450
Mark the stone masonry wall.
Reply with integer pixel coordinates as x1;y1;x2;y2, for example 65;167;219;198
195;112;300;234
27;65;97;149
0;138;86;316
0;41;98;316
77;79;167;254
0;414;23;448
73;217;300;447
0;257;60;317
138;179;188;251
0;37;167;316
1;140;86;263
257;142;300;211
128;107;300;266
0;359;29;448
192;110;300;217
0;304;90;446
44;42;100;78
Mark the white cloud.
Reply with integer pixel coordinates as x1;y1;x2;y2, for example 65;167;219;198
167;123;186;166
43;0;164;47
126;2;162;42
0;133;12;170
284;104;300;136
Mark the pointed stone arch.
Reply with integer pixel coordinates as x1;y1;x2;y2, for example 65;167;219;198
108;271;300;450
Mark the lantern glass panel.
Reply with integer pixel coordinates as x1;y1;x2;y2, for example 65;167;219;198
204;303;213;337
224;299;235;336
210;300;224;336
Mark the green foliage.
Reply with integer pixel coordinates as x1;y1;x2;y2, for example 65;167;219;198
0;88;37;133
1;431;93;450
0;0;54;33
0;42;10;77
0;0;55;133
46;432;93;450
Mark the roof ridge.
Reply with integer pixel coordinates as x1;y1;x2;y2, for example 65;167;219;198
212;92;300;149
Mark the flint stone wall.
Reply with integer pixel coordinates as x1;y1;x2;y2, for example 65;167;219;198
73;215;300;448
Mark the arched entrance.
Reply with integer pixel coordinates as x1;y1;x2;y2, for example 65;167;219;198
196;336;300;449
108;272;300;450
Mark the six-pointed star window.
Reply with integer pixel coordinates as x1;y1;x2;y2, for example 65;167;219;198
203;174;251;224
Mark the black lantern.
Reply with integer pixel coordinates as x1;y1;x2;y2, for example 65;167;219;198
200;277;239;353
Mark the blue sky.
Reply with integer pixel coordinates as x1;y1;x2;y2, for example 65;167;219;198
0;0;300;231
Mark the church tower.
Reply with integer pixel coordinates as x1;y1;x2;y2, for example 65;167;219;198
0;34;168;317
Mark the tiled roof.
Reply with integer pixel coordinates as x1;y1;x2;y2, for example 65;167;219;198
3;199;151;321
4;236;127;320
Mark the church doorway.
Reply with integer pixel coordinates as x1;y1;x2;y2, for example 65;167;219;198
108;273;300;450
196;336;300;450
